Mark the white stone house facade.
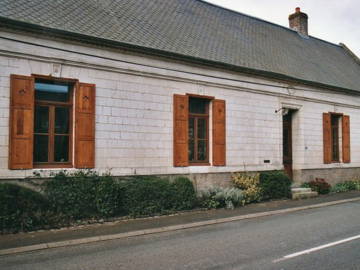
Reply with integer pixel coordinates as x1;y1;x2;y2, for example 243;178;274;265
0;1;359;189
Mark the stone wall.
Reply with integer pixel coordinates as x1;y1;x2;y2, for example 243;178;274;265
0;30;360;185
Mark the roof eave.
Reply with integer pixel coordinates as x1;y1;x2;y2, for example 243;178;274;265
0;17;359;95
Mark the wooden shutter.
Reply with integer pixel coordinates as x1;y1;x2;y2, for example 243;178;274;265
9;75;34;169
323;112;331;164
213;99;226;166
342;115;350;163
173;94;189;167
75;83;95;168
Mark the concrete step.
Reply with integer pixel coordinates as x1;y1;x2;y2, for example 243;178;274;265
291;188;312;194
292;191;318;200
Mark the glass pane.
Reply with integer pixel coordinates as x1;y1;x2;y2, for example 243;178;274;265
34;135;48;162
189;98;208;114
188;140;195;162
188;118;195;139
55;107;70;134
197;140;207;161
54;136;69;162
197;118;207;139
332;126;339;161
34;106;49;133
35;82;70;102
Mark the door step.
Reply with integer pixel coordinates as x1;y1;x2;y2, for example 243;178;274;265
291;188;318;200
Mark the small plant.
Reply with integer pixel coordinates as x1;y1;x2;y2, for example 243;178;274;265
198;187;244;209
308;178;331;194
232;172;262;203
259;171;292;200
331;180;360;193
300;182;310;188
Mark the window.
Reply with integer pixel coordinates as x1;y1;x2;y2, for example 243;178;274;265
188;97;209;164
9;74;95;170
330;114;340;162
323;112;350;164
33;80;73;167
173;94;226;167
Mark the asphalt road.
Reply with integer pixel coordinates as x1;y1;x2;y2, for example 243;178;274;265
1;201;359;270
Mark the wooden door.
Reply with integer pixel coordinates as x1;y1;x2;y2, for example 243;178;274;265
283;112;293;179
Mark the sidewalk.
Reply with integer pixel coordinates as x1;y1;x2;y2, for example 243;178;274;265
1;191;360;255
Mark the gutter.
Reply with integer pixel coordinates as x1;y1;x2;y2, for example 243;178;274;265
0;17;359;96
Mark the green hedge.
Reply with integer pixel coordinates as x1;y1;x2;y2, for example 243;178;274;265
0;183;51;233
1;172;197;232
259;171;292;200
121;176;197;216
43;171;124;220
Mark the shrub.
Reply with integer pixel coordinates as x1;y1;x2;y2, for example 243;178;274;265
331;180;359;193
259;171;292;200
121;176;196;216
43;170;123;220
198;187;244;209
171;177;197;210
308;178;331;194
232;172;262;203
0;183;51;233
300;182;310;188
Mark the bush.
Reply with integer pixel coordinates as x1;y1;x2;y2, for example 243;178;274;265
0;183;51;233
43;170;123;220
331;180;359;193
121;176;197;217
259;171;292;200
308;178;331;194
171;177;197;210
232;172;262;203
198;187;244;209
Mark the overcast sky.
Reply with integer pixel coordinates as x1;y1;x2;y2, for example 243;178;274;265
205;0;360;57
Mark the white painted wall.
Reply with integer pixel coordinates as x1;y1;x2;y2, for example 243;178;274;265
0;30;359;180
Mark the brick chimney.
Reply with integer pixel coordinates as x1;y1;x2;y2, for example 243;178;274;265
289;7;308;36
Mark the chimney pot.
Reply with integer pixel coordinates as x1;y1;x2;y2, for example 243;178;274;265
289;7;308;36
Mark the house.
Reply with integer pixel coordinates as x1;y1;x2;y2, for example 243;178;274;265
0;0;359;189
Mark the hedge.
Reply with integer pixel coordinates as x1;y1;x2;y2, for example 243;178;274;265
0;172;197;233
259;171;292;200
0;183;51;233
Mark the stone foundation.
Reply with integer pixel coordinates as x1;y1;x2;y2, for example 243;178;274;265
293;167;360;186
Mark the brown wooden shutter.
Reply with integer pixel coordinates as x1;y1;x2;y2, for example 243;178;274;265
342;115;350;163
173;94;189;167
323;112;332;164
9;74;34;169
75;83;95;168
213;99;226;166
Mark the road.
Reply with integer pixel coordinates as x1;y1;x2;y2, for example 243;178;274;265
1;201;359;270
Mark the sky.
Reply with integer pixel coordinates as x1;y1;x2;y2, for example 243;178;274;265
205;0;360;57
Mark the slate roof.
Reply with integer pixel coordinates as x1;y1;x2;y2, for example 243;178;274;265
0;0;359;91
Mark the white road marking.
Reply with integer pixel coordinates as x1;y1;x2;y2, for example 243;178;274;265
273;234;360;263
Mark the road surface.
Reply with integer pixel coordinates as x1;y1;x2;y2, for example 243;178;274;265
1;200;359;270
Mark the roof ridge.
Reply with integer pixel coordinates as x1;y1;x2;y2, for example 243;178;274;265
199;0;342;48
339;43;360;66
198;0;294;31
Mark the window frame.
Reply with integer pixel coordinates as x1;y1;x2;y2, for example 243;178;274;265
32;74;77;168
330;113;341;162
187;94;214;166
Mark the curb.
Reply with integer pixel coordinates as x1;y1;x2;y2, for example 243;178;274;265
1;197;359;256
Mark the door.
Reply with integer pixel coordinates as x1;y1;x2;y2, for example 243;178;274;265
283;111;293;179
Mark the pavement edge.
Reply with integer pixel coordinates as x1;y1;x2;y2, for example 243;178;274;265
1;197;359;256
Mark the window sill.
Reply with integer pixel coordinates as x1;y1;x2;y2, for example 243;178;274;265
33;163;73;169
189;162;210;166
